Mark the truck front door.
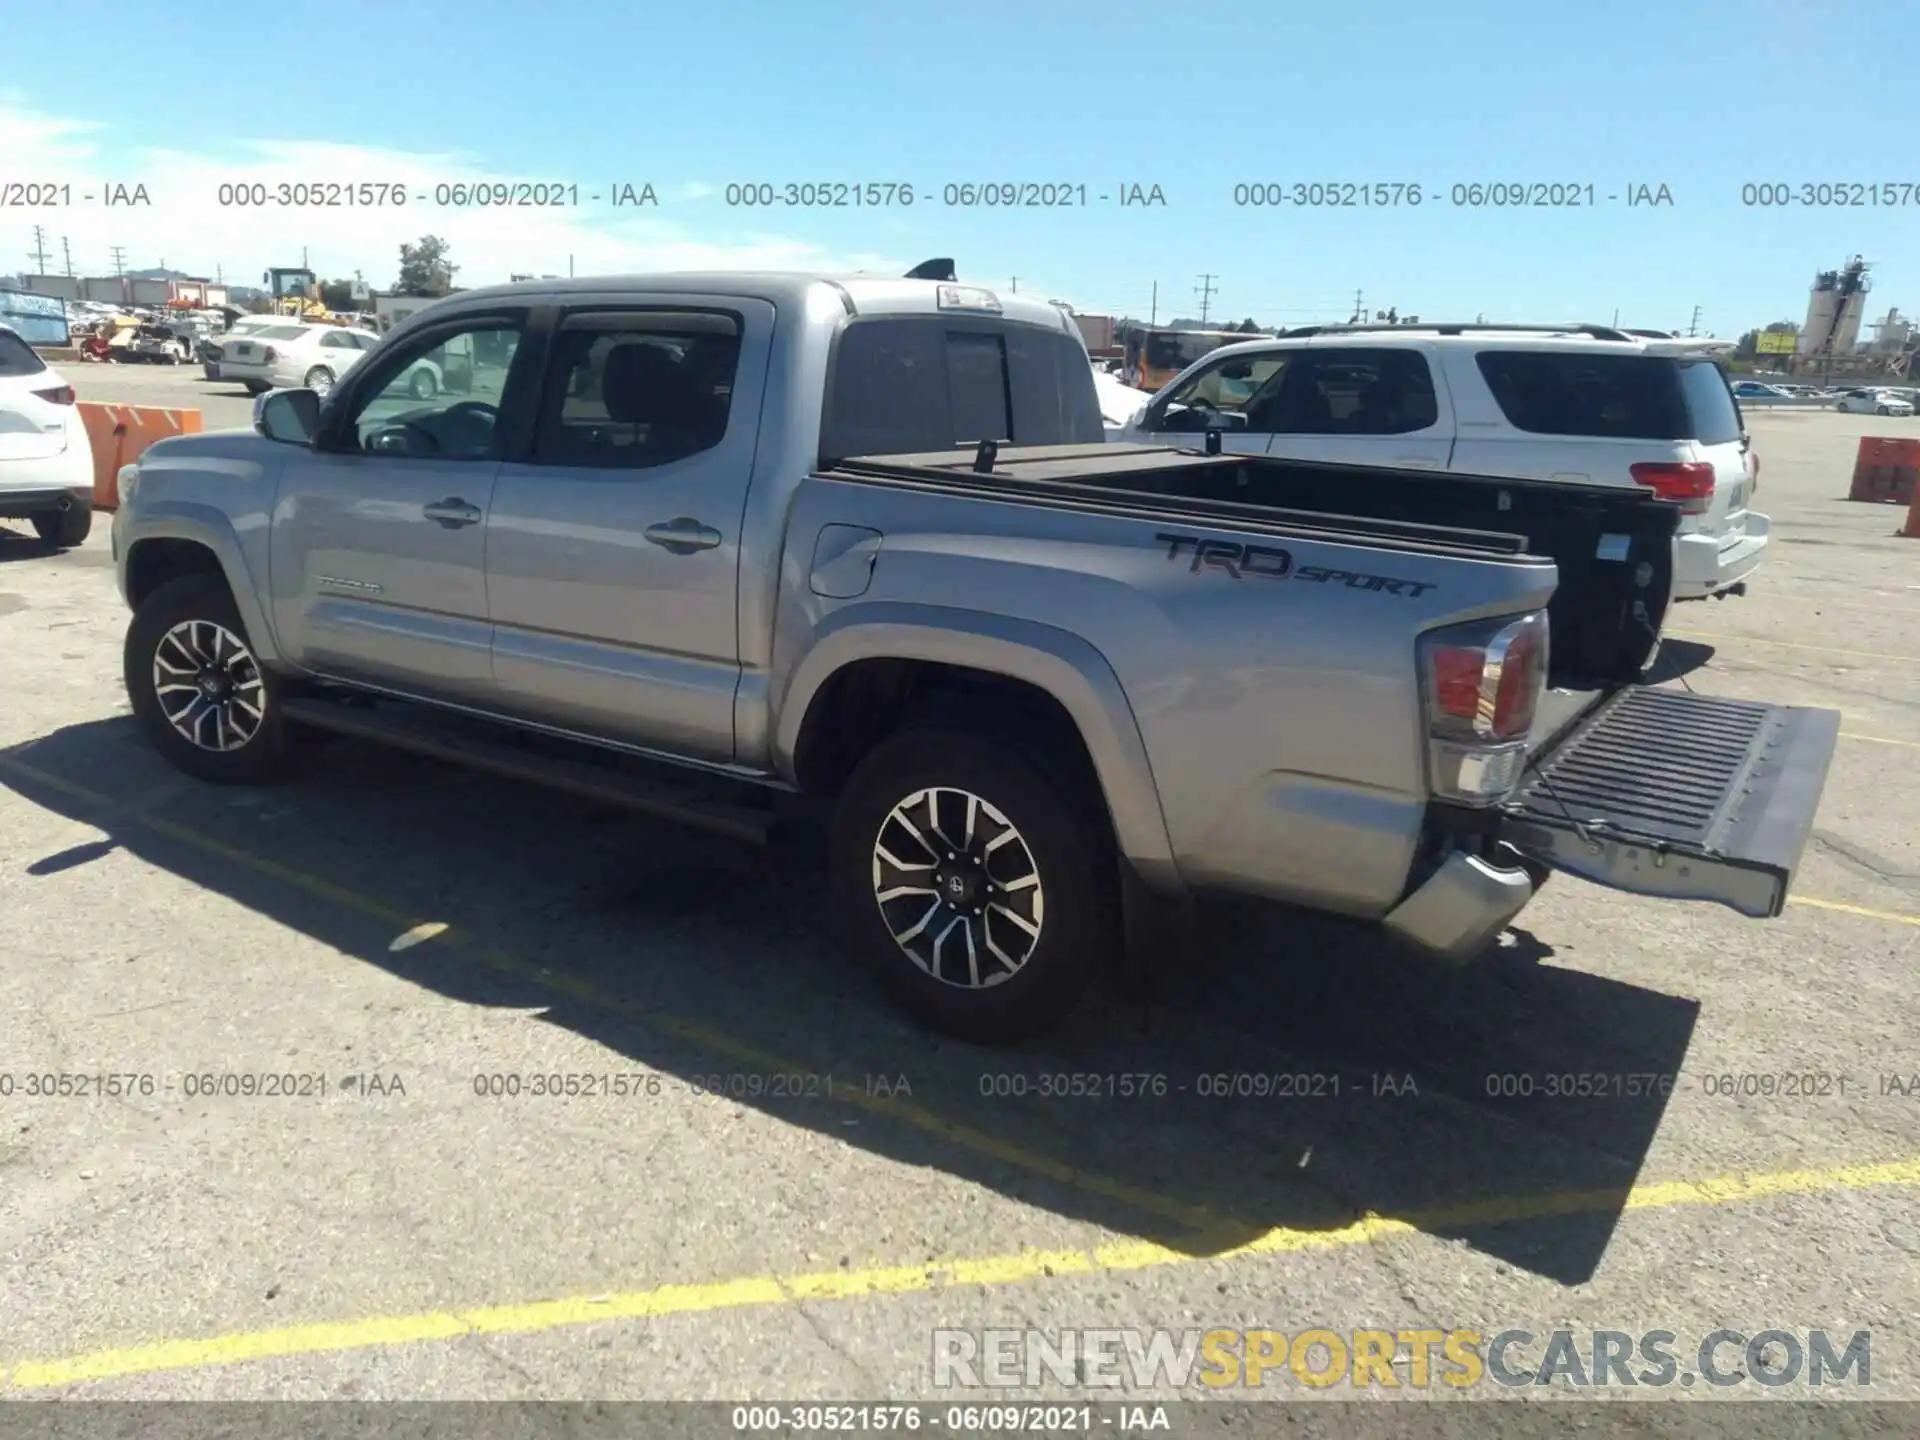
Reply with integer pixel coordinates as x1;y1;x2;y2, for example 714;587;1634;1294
482;297;773;763
267;309;532;702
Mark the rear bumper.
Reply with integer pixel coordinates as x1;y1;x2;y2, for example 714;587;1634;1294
1672;513;1769;600
0;485;92;519
1383;848;1539;961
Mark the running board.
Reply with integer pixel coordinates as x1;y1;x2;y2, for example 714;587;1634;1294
279;697;786;845
1495;685;1840;918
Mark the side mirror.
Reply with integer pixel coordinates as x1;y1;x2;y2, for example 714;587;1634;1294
255;388;320;445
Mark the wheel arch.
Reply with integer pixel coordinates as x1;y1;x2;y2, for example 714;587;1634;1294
122;508;283;666
775;603;1180;888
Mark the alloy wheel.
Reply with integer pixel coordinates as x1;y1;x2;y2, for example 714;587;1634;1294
152;619;266;752
870;786;1045;988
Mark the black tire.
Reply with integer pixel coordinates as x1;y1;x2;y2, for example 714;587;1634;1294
31;504;92;548
1876;405;1890;415
304;365;334;396
409;368;437;400
124;575;298;785
829;727;1113;1043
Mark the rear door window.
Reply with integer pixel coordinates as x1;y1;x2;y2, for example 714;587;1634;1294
0;331;48;377
1475;351;1689;439
1267;348;1440;434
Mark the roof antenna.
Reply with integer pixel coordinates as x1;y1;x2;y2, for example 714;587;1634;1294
906;258;956;282
972;438;999;472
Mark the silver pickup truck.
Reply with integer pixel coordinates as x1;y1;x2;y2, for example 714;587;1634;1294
109;269;1841;1041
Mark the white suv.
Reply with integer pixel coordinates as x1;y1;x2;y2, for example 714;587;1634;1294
1119;323;1766;602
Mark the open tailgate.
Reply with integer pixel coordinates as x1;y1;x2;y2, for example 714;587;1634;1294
1495;686;1839;918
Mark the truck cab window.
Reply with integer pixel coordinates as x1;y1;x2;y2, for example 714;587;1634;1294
529;322;741;470
347;318;523;461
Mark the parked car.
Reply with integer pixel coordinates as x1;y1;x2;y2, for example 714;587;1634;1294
108;272;1841;1041
1834;387;1915;416
218;323;442;399
201;315;310;381
1119;323;1768;603
1091;367;1151;439
1730;380;1793;401
0;322;93;547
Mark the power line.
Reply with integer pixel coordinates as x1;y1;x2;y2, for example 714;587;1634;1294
61;236;74;277
1194;273;1217;325
29;226;49;274
110;246;127;276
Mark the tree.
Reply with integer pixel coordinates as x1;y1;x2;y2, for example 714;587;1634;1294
396;236;457;297
319;280;355;311
1235;318;1262;332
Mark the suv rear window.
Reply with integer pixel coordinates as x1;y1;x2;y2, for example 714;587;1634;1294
821;318;1102;461
0;330;49;377
1475;351;1740;442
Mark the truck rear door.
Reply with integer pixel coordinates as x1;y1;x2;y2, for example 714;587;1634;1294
1496;685;1839;918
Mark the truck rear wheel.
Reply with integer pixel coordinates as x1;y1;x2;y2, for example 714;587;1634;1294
125;576;298;785
829;727;1111;1043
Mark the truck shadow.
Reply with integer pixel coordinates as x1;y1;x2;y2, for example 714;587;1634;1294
1;718;1699;1288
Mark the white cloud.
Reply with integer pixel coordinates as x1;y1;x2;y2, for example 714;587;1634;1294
0;101;909;289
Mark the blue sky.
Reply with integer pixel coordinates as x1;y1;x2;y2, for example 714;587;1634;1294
4;0;1916;334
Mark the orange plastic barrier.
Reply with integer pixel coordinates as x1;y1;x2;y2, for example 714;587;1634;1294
76;402;204;511
1848;435;1920;505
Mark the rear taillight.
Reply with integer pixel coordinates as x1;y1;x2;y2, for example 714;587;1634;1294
1630;460;1715;516
1750;450;1759;495
32;385;75;405
1418;611;1548;805
262;347;278;363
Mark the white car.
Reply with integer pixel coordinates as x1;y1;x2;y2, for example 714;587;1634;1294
1091;367;1151;439
218;324;394;398
1121;322;1767;602
1834;388;1915;416
0;323;94;548
202;315;310;380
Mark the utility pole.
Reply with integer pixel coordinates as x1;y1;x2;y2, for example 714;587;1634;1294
61;237;75;277
1149;281;1158;328
1687;305;1702;337
1195;273;1217;326
1009;276;1018;293
1350;289;1364;324
29;226;49;274
1612;307;1620;327
110;245;127;275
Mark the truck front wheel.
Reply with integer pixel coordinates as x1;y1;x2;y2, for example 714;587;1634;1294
125;576;298;785
829;728;1111;1042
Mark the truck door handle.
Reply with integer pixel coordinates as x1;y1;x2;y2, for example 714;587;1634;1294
423;497;482;528
644;517;723;554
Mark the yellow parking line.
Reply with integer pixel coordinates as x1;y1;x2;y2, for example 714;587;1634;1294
1790;896;1920;928
6;1153;1918;1391
0;754;1220;1235
1841;731;1920;750
1667;631;1920;664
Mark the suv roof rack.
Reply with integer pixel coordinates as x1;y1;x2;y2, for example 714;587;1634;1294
1273;321;1635;342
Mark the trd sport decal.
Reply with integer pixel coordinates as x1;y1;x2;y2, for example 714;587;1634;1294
1155;533;1436;598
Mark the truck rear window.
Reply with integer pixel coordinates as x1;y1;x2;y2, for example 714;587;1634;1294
821;318;1102;461
1475;351;1739;443
0;331;48;377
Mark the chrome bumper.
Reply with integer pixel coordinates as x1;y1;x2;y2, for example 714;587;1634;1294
1382;849;1537;962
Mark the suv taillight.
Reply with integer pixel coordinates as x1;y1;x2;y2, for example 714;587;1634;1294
1750;450;1759;496
1417;611;1548;806
32;385;74;405
1630;460;1715;516
262;347;278;363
